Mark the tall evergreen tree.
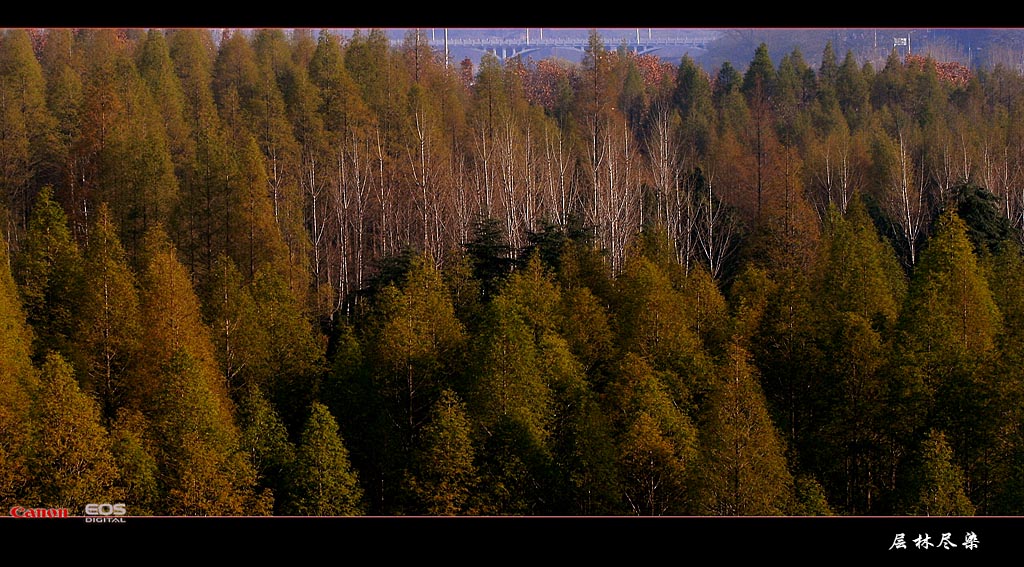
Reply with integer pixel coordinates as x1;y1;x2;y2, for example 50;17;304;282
135;29;191;182
287;402;364;515
79;29;179;260
817;41;839;111
14;186;83;363
136;226;264;515
197;254;261;398
152;351;267;515
248;266;326;434
0;29;58;246
467;280;560;514
220;29;311;301
899;210;1000;371
696;343;794;515
608;353;698;515
0;237;38;508
896;210;1002;509
614;252;710;403
167;28;231;281
74;203;141;421
902;429;975;516
405;388;480;515
108;408;160;515
37;29;83;235
818;199;907;332
741;43;778;221
987;244;1024;513
836;50;870;129
29;352;120;508
364;254;464;444
237;381;295;514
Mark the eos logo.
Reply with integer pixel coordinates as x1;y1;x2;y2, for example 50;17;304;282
84;503;127;523
85;503;126;516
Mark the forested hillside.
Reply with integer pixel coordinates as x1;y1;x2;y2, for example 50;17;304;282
3;27;1024;516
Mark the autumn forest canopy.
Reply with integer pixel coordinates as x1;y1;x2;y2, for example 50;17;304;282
4;27;1024;517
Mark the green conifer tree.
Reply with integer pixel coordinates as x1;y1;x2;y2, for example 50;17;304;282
614;253;710;403
696;343;794;515
606;353;698;515
405;388;479;515
237;381;295;514
903;429;975;516
14;186;83;363
137;226;263;515
287;402;364;515
0;29;58;243
896;210;1002;509
248;266;326;434
29;352;120;508
75;203;141;421
108;408;160;515
135;29;191;176
0;237;38;508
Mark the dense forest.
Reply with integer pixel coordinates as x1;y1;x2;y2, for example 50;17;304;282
3;27;1024;517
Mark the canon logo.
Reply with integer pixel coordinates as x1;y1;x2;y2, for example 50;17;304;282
9;506;70;518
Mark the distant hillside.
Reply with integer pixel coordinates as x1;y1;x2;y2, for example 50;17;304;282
699;28;1024;73
327;28;721;68
315;28;1024;73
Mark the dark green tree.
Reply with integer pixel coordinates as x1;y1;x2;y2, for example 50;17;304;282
712;62;741;108
14;186;83;363
696;343;794;516
673;54;714;156
836;50;870;129
608;353;698;515
902;429;975;516
465;217;515;301
29;352;120;508
405;388;480;515
954;183;1011;257
0;29;57;244
0;237;38;508
817;41;839;110
896;210;1002;509
237;381;295;514
75;203;142;421
108;408;160;515
742;43;777;104
287;402;364;515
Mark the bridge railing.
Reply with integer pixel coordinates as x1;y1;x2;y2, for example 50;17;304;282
388;34;720;48
421;37;712;47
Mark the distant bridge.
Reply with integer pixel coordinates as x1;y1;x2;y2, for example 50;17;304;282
389;29;722;61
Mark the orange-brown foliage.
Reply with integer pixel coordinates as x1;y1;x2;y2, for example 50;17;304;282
905;54;972;87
